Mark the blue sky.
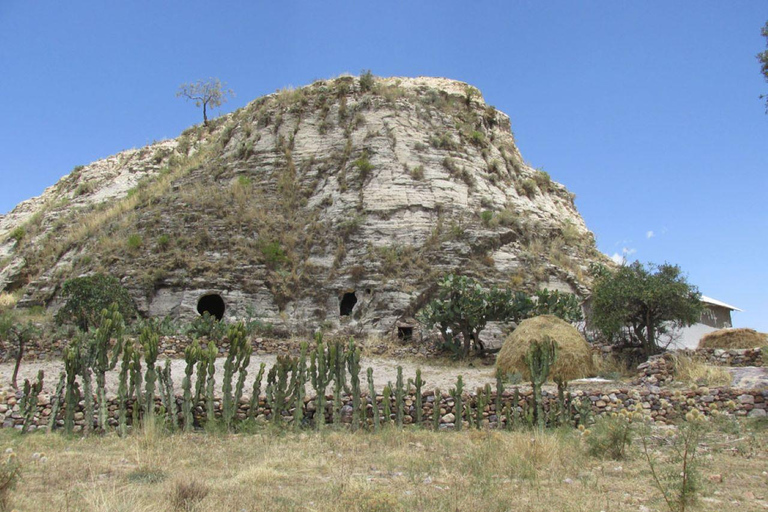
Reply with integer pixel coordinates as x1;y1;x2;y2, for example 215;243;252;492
1;2;766;330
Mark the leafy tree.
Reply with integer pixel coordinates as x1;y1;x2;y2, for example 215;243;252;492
0;311;38;389
590;261;703;357
532;289;583;324
177;78;234;125
419;275;533;356
55;274;136;331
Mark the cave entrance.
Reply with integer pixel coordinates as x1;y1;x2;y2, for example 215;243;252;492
339;292;357;316
197;294;225;320
397;326;414;341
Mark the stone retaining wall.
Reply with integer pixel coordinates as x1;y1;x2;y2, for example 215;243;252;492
3;385;765;433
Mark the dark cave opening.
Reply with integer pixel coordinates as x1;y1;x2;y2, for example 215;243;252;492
197;293;225;320
397;326;414;341
339;292;357;316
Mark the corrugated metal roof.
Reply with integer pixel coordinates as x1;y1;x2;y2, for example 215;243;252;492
701;295;742;312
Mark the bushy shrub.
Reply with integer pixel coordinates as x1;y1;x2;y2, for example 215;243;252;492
359;69;375;92
585;410;638;460
55;274;136;331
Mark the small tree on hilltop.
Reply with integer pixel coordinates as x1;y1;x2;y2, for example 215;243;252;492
590;261;703;357
177;78;234;125
758;21;768;112
55;274;136;331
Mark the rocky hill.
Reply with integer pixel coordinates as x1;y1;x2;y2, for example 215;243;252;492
0;75;607;338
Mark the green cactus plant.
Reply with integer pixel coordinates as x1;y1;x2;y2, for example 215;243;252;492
63;338;84;435
47;371;66;433
157;359;177;431
432;388;441;431
91;304;125;432
345;340;361;431
382;384;392;427
222;322;252;431
394;366;405;428
117;341;135;435
449;375;464;431
309;334;333;429
411;368;424;426
366;367;379;431
129;344;143;428
293;342;308;432
524;336;558;429
20;370;44;433
181;340;200;432
265;356;297;426
140;325;160;426
495;368;504;429
248;362;266;422
204;341;217;425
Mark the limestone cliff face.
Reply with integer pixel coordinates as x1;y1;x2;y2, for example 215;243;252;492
0;76;607;338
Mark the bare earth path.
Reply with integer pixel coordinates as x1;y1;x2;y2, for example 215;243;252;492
0;355;500;397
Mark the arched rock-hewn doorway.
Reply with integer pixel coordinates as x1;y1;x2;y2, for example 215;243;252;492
197;293;225;320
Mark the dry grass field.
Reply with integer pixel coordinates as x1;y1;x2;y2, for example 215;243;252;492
2;417;766;512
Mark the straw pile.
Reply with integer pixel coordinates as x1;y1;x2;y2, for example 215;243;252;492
496;315;594;383
698;328;768;349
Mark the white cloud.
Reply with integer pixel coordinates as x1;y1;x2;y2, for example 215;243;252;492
646;230;654;239
610;247;636;265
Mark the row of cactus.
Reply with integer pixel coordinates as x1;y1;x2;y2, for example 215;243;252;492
18;316;588;434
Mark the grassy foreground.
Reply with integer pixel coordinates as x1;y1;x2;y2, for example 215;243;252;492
1;420;767;512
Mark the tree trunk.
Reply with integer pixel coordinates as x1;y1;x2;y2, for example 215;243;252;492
11;337;24;390
203;103;208;125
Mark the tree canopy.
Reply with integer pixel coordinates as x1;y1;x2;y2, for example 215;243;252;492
589;261;703;357
419;274;583;357
177;78;234;125
55;274;136;331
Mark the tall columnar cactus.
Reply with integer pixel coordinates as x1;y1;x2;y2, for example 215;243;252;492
345;340;361;431
129;345;143;427
329;340;346;426
309;334;332;429
63;339;84;435
265;356;296;426
450;375;464;431
47;371;66;434
474;384;491;429
366;367;379;432
504;402;513;431
394;366;405;428
92;304;125;432
223;322;252;431
20;370;44;434
495;368;504;429
382;384;392;427
117;341;134;436
411;368;424;426
140;325;160;426
181;340;201;432
293;343;308;432
158;359;177;431
524;336;558;430
204;341;217;424
432;388;441;431
248;363;266;421
512;387;520;427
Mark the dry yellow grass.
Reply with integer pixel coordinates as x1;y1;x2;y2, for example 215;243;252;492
3;419;767;512
496;315;595;383
698;328;768;350
0;293;17;313
670;353;733;387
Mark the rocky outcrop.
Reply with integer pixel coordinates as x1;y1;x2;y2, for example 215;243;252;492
0;75;607;341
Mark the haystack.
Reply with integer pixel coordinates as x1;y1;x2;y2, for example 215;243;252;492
698;328;768;350
496;315;594;383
